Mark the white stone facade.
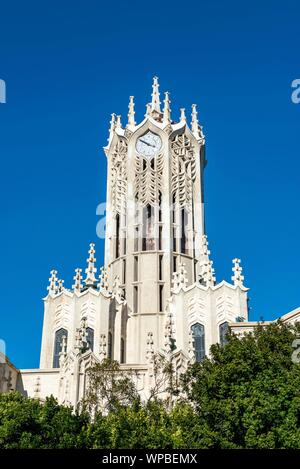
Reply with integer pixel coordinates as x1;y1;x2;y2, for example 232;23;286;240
2;78;299;405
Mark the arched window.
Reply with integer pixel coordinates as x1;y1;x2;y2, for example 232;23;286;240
53;328;68;368
86;327;94;351
108;331;113;359
120;337;125;363
219;322;229;347
191;323;205;362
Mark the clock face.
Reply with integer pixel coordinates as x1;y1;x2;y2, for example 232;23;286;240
136;131;162;158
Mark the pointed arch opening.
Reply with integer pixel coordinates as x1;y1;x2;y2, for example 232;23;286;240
53;328;68;368
191;323;205;362
86;327;94;351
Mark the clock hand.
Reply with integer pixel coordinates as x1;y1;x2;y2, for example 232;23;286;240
140;139;152;146
140;139;156;148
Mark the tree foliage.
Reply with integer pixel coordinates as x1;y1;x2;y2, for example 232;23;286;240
1;322;300;448
182;321;300;448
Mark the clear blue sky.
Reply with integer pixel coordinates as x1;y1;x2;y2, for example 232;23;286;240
0;0;299;368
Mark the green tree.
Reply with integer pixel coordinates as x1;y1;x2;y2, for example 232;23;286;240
82;359;140;415
182;321;300;448
0;392;88;448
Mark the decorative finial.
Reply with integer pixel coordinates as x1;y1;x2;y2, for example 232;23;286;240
74;317;89;354
146;332;154;363
99;266;110;295
99;334;107;362
180;108;186;124
33;376;41;398
172;262;188;291
127;96;136;127
116;115;122;129
72;268;83;292
188;330;195;364
59;335;67;366
112;275;124;303
232;258;245;287
151;76;161;113
47;270;58;296
163;91;171;125
145;103;151;118
84;243;97;287
191;104;201;139
80;317;89;351
164;311;173;355
108;113;116;143
199;235;216;287
57;279;64;293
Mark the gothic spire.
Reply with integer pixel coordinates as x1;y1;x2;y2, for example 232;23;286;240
108;113;116;143
47;269;58;296
231;258;245;287
57;279;65;293
72;268;83;292
191;104;201;139
150;76;161;113
116;115;122;129
163;91;171;125
180;108;186;124
127;96;136;127
145;103;151;117
84;243;97;287
199;235;216;287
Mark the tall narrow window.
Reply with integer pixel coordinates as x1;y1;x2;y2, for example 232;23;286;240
172;193;176;223
159;285;164;312
173;227;177;252
122;259;126;284
134;256;138;282
53;328;68;368
115;214;120;259
173;255;177;273
194;260;197;282
142;204;155;251
191;323;205;362
120;338;125;363
159;255;163;280
219;322;229;347
108;331;113;359
158;225;162;250
134;226;139;252
134;196;139;224
133;286;138;314
158;191;162;222
180;209;187;254
86;327;94;351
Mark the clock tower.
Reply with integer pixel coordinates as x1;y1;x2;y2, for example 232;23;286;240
17;77;250;405
104;77;206;363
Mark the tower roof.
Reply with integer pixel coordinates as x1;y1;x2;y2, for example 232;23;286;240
104;76;206;151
